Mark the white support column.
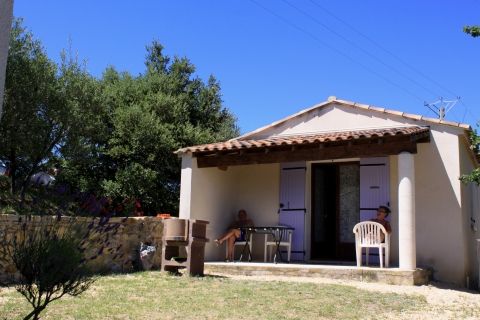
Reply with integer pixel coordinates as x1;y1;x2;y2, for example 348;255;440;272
178;154;193;219
398;152;416;270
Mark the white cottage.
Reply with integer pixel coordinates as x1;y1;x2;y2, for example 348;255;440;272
176;97;480;287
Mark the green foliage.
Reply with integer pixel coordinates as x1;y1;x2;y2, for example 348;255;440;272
63;41;238;214
0;19;59;194
468;129;480;154
460;130;480;185
1;20;238;215
460;168;480;185
464;25;480;37
5;220;95;320
0;19;100;200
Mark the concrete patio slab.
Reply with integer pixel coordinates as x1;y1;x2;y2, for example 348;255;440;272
204;262;430;286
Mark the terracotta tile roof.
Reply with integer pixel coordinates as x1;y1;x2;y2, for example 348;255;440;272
176;126;430;155
237;97;471;140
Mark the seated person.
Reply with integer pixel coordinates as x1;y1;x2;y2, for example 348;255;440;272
370;205;392;242
215;209;254;261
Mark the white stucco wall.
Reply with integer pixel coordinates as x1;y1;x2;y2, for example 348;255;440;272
230;164;280;260
180;156;237;260
179;155;280;261
414;129;466;285
384;127;470;285
253;103;428;138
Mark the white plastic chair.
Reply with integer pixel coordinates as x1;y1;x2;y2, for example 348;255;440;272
227;233;253;260
264;229;293;262
353;221;390;268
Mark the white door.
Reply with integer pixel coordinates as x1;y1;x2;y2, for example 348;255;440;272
360;157;390;264
279;162;306;261
360;157;390;221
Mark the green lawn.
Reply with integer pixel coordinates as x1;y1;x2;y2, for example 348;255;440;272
1;271;429;320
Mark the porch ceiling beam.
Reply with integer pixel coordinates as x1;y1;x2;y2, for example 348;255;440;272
196;140;418;168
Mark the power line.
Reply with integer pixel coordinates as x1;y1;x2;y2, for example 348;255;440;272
248;0;478;126
281;0;443;99
247;0;426;103
308;0;480;125
308;0;456;98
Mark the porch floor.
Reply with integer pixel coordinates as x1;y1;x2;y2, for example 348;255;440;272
204;261;430;286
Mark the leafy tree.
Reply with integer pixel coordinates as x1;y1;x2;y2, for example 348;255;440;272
83;42;238;214
464;25;480;37
0;19;100;201
1;20;238;215
53;53;107;194
0;19;59;195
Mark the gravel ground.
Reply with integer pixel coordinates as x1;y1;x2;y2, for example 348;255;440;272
211;273;480;319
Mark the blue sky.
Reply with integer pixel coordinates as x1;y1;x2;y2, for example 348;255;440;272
13;0;480;134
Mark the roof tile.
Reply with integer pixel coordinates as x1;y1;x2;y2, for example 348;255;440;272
368;106;385;112
384;109;404;116
402;113;423;121
237;98;471;140
176;126;430;154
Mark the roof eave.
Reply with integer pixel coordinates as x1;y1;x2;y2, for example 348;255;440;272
238;98;471;141
234;100;334;141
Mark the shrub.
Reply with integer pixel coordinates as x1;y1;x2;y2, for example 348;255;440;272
6;218;95;320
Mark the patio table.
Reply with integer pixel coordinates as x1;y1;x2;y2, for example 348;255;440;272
238;226;294;263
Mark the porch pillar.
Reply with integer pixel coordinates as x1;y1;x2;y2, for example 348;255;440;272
398;152;416;270
179;154;193;219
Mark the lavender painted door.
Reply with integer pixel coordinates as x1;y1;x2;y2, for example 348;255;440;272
360;157;390;263
360;157;390;220
279;162;306;261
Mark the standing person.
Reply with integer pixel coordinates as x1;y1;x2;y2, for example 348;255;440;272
370;205;392;241
215;209;254;261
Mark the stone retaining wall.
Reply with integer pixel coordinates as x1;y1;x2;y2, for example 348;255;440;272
0;214;164;282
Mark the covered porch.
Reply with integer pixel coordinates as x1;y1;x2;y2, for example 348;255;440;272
177;126;430;271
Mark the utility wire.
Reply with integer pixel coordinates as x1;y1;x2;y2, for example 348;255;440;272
308;0;456;98
308;0;479;125
247;0;426;103
281;0;443;99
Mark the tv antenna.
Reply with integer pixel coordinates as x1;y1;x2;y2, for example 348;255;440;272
424;97;460;120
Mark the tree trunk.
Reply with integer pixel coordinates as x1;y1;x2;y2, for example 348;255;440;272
20;171;33;204
9;147;16;194
20;161;41;204
23;306;45;320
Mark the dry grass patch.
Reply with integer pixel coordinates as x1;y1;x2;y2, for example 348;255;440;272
1;271;431;319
